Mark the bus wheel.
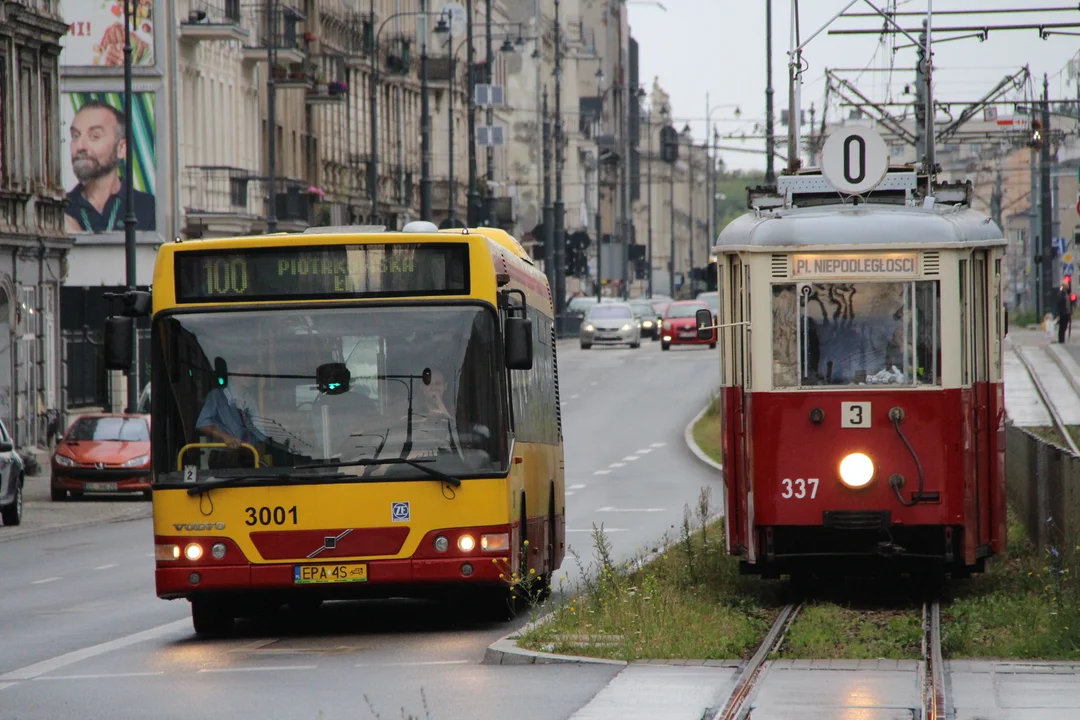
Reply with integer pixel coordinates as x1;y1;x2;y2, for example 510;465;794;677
191;597;235;637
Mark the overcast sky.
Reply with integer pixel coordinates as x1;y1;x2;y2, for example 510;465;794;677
627;0;1080;171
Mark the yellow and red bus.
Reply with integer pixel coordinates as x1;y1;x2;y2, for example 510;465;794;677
124;222;564;634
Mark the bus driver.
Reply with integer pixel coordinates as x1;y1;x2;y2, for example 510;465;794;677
197;359;267;466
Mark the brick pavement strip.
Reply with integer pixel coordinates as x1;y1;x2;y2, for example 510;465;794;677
0;471;151;543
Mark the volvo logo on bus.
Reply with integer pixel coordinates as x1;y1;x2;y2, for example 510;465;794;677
173;522;226;531
820;125;890;196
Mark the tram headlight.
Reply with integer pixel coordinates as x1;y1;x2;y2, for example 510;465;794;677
839;453;875;489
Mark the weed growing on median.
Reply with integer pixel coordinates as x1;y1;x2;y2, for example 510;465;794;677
940;509;1080;659
362;688;431;720
515;486;779;661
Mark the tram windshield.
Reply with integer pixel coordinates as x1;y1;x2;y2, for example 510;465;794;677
772;281;940;388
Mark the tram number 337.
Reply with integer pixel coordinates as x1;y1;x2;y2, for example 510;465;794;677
781;478;819;500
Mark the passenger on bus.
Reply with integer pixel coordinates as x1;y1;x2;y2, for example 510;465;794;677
196;359;267;467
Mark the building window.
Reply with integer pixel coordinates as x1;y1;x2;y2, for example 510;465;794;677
0;56;7;186
42;69;57;187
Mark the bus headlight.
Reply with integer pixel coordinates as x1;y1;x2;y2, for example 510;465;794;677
457;534;476;552
839;453;874;488
184;543;204;561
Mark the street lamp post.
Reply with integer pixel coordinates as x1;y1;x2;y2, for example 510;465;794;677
266;0;278;234
645;102;653;298
420;2;432;221
122;0;138;413
483;0;493;226
371;8;446;227
553;0;566;326
466;0;479;225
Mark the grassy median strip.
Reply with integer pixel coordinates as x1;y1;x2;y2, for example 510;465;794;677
516;488;780;661
692;396;724;466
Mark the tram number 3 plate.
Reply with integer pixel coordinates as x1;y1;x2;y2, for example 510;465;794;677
841;402;871;428
781;478;819;500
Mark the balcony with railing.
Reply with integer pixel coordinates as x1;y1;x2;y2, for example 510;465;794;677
342;12;374;68
240;2;306;64
178;0;248;43
383;35;413;76
182;166;260;236
262;177;316;231
431;179;468;225
306;54;348;105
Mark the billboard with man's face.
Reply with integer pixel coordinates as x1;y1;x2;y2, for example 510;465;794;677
62;92;157;233
59;0;155;67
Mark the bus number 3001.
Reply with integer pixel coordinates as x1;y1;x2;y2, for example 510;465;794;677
781;478;819;500
245;506;299;526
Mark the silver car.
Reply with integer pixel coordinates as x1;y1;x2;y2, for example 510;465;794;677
580;303;641;349
0;419;25;526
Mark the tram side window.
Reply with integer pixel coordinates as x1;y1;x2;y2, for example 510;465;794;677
771;280;941;388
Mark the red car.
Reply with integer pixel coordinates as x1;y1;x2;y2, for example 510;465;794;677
661;301;717;351
51;414;152;500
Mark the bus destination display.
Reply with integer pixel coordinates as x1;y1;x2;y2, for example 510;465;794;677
175;243;469;303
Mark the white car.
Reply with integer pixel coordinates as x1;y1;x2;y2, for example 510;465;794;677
579;303;641;349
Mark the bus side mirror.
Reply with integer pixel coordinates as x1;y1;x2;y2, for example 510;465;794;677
104;317;134;371
695;308;714;341
505;317;533;370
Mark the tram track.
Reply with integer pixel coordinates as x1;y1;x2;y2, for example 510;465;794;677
707;594;946;719
1012;344;1080;455
922;600;947;720
709;602;801;720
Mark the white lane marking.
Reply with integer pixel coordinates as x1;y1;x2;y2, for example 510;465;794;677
635;448;653;455
595;506;666;513
0;619;190;682
571;394;580;399
30;577;61;585
355;660;470;668
199;665;317;673
608;463;626;468
590;381;598;386
561;402;568;407
593;470;611;475
567;528;627;533
94;564;118;570
566;491;575;496
568;484;587;490
650;442;667;448
0;683;17;692
35;672;164;681
622;456;641;462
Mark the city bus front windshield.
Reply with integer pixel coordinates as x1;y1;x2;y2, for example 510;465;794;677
151;305;507;485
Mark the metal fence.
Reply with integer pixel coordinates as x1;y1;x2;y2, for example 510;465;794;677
1006;424;1079;568
62;328;150;410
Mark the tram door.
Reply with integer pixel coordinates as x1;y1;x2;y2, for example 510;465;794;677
723;255;754;561
972;252;991;551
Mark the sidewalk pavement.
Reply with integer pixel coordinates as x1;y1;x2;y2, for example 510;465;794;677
0;462;151;542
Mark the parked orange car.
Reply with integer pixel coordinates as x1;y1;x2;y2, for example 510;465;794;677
51;414;151;500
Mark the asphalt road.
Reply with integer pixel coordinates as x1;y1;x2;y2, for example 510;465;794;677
0;339;721;720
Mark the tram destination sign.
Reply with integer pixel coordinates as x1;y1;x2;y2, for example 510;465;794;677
792;253;919;279
175;243;470;303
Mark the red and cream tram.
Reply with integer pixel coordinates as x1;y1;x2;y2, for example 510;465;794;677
707;128;1007;577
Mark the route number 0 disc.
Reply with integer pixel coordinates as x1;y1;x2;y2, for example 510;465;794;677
820;125;890;196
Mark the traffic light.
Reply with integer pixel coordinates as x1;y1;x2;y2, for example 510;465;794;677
531;222;546;261
568;231;590;277
1030;120;1044;150
659;125;679;164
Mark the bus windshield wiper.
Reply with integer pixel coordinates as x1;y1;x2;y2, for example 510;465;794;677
292;458;463;487
185;470;342;496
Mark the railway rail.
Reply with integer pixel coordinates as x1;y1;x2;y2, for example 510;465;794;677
707;597;946;719
1012;344;1080;454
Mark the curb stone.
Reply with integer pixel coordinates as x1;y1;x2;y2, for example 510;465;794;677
482;398;726;666
0;506;151;543
482;608;627;666
684;401;724;473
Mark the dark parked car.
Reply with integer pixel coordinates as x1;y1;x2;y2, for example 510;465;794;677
0;419;25;526
628;300;659;339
